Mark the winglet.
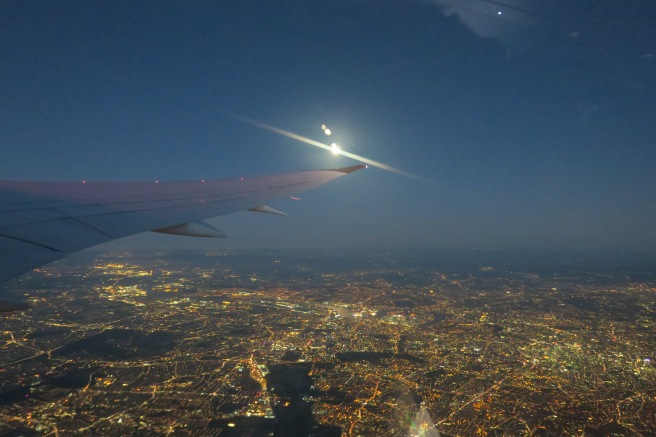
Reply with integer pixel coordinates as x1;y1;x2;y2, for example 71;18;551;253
333;165;366;174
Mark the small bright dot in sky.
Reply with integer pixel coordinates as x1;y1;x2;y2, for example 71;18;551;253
497;11;502;15
330;143;341;155
321;124;326;130
324;128;331;136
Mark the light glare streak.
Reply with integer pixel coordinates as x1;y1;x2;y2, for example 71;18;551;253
227;113;432;183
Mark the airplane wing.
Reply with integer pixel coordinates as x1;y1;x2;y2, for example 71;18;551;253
0;165;364;311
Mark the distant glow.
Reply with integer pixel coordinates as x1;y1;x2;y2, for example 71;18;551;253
226;112;434;184
497;11;502;15
321;124;327;130
324;128;332;136
331;143;341;155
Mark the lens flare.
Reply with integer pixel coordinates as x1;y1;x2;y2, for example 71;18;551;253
331;143;341;155
225;112;433;184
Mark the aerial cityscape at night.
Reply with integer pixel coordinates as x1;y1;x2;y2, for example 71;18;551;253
2;0;656;435
2;249;654;435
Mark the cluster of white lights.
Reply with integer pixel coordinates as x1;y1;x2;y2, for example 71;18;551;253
322;124;342;154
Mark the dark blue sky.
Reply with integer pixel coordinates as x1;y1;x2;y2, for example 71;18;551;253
1;0;655;252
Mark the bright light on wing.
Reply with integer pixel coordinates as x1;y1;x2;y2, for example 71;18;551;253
225;112;434;184
331;143;341;155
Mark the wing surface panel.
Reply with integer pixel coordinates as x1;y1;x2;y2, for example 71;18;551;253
0;236;65;284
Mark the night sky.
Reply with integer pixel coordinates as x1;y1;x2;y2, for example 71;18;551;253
1;0;655;252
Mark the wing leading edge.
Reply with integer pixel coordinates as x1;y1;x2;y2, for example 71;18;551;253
0;165;364;311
